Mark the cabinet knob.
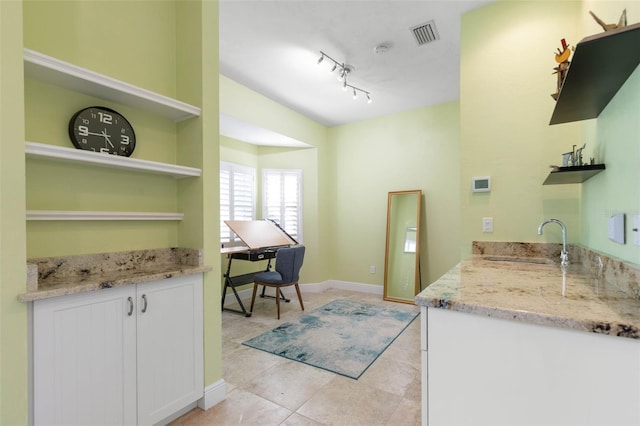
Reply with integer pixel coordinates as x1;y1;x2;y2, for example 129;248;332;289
141;294;148;313
127;297;134;316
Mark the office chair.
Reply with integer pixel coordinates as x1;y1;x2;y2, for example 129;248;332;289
250;245;305;319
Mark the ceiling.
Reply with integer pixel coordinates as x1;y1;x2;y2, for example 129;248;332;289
219;0;494;136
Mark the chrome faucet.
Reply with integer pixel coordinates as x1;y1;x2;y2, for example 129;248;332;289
537;218;569;266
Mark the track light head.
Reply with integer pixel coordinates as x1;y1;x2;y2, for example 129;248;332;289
315;51;370;103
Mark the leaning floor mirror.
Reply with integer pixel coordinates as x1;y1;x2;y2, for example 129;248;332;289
383;190;422;304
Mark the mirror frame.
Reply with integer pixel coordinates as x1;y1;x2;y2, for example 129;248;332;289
383;190;422;304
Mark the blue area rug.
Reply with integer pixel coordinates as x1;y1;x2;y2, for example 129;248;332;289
242;299;419;379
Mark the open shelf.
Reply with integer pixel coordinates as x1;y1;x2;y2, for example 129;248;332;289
26;211;184;221
24;49;201;122
543;164;605;185
550;23;640;125
26;142;201;179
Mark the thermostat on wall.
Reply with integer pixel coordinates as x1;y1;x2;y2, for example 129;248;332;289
472;176;491;192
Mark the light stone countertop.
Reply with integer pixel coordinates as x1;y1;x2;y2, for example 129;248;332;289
19;247;212;302
415;242;640;339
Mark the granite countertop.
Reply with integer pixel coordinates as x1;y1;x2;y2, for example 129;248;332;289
415;242;640;339
19;247;212;302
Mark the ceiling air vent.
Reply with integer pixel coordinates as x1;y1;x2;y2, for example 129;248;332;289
410;20;440;46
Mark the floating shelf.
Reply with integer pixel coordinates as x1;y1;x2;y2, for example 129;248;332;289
26;142;201;179
24;49;201;122
550;23;640;125
26;211;184;221
543;164;605;185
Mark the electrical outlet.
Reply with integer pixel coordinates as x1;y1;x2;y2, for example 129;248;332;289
633;214;640;246
482;217;493;233
369;265;376;274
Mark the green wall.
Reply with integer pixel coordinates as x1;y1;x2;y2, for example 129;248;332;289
460;0;582;258
175;0;221;386
219;75;331;286
5;1;635;422
579;0;640;265
328;102;461;286
1;2;28;424
220;81;461;289
23;0;182;257
461;0;640;266
220;0;640;293
220;75;328;148
0;2;221;423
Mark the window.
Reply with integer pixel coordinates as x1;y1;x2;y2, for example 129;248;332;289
220;162;255;246
262;169;303;242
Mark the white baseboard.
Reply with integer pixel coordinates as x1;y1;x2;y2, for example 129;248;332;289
198;379;227;410
222;280;383;306
158;380;226;425
320;280;385;295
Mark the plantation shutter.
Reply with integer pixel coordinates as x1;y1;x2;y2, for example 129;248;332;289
220;162;255;246
262;169;302;242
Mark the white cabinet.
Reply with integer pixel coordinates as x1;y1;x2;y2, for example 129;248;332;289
422;307;640;426
34;285;137;425
34;275;203;426
136;277;203;425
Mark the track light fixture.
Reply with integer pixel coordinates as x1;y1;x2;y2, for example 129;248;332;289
316;51;372;104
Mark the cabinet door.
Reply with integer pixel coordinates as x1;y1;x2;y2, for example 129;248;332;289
33;287;137;426
136;275;204;425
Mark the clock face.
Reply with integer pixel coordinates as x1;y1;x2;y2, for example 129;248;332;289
68;106;136;157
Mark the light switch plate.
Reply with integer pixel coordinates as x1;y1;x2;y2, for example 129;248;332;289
633;214;640;246
607;213;625;244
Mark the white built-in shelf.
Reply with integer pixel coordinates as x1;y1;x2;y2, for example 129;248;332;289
26;142;201;179
23;49;201;122
26;211;184;221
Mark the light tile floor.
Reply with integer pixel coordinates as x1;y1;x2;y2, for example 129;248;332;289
171;288;422;426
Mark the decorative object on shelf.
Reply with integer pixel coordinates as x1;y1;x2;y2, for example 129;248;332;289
545;143;604;185
316;51;372;103
559;143;586;167
551;38;572;100
589;9;627;32
68;106;136;156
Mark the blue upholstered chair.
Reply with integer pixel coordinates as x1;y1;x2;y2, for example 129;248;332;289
250;245;305;319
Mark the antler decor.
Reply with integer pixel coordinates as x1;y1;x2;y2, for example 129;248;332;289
589;9;627;32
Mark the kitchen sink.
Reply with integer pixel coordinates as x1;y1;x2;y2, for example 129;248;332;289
482;255;556;264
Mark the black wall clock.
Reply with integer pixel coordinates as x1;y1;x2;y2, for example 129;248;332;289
68;106;136;157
